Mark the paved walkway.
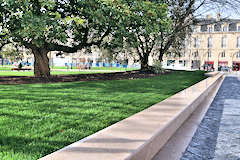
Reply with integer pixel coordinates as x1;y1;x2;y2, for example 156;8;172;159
181;75;240;160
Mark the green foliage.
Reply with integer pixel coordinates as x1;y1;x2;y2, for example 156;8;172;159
1;0;171;72
0;69;138;76
103;0;170;67
0;0;123;49
0;0;128;76
99;48;117;63
0;44;25;61
0;71;206;159
157;0;197;61
152;60;165;74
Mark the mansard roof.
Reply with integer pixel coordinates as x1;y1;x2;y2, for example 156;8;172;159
196;18;240;25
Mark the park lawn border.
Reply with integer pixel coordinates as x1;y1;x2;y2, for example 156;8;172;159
0;70;169;84
40;73;223;160
0;70;207;160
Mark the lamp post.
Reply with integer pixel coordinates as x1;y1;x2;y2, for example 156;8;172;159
217;51;222;71
188;50;191;70
207;49;210;71
201;49;208;71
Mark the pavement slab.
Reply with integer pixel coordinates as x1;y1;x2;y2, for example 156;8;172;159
181;75;240;160
214;99;240;160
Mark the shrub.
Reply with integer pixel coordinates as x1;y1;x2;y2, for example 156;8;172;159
152;60;165;74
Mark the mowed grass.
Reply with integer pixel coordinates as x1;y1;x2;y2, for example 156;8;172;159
0;66;13;71
0;67;136;77
51;66;137;71
90;67;136;71
0;71;107;77
0;71;206;160
0;66;137;72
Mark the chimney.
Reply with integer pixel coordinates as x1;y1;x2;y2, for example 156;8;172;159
216;13;221;21
206;14;212;19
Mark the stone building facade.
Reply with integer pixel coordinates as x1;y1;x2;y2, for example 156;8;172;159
163;15;240;71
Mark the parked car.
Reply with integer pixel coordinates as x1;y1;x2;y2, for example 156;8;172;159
218;66;230;72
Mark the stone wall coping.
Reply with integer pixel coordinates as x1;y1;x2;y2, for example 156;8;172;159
204;71;220;77
40;73;223;160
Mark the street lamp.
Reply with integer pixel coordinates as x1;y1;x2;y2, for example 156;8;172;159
217;51;222;71
207;49;210;71
201;49;208;71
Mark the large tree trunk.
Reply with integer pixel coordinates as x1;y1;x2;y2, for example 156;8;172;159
32;48;50;77
159;50;164;62
140;52;150;70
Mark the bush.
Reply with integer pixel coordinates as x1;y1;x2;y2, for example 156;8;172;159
152;60;165;74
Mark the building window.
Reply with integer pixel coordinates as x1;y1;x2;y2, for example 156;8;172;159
183;60;187;66
237;52;240;58
194;37;200;48
194;51;198;57
201;25;208;32
214;24;221;32
221;51;225;58
238;26;240;32
193;26;200;32
169;53;174;57
222;36;227;48
208;51;211;57
167;60;175;66
209;27;213;32
208;37;213;48
237;37;240;48
229;23;237;31
223;26;228;32
182;52;186;57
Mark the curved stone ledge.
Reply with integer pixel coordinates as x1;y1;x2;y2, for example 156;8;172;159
204;71;220;77
39;73;224;160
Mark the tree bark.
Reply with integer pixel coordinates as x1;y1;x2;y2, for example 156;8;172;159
140;52;150;70
159;49;165;62
32;48;50;77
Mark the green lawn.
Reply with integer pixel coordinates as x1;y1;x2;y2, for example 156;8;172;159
52;66;137;71
0;66;13;71
0;71;206;160
0;65;137;74
90;67;136;71
0;71;107;77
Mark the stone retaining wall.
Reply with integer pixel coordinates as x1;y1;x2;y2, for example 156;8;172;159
40;73;224;160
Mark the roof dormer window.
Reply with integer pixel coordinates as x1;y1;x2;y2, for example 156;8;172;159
223;26;228;32
229;23;237;31
214;24;221;32
209;26;213;32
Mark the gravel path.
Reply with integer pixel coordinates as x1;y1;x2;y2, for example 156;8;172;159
181;75;240;160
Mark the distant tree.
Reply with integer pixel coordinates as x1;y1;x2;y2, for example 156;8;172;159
99;48;117;63
0;44;27;62
157;0;240;62
104;0;170;70
0;0;122;77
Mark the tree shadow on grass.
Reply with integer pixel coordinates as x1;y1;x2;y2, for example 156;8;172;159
0;71;206;159
0;134;70;158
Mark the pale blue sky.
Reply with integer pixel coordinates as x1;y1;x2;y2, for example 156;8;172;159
195;1;240;19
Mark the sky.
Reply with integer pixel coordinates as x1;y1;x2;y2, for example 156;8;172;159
201;9;240;19
195;1;240;19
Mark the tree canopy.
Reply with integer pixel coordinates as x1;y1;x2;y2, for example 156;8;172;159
103;0;170;69
1;0;238;77
0;0;123;77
